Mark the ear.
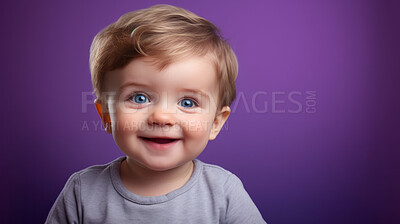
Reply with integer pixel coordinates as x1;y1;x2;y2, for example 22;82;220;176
209;106;231;140
94;98;112;134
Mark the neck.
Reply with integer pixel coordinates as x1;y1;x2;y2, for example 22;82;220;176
120;158;194;197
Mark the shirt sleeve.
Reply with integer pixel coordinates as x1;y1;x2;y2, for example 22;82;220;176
224;173;267;224
45;172;82;224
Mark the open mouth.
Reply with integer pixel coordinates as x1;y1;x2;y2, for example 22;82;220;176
141;137;179;144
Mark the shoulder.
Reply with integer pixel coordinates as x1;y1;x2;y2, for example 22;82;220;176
68;157;123;187
197;159;233;178
195;159;243;190
196;161;267;223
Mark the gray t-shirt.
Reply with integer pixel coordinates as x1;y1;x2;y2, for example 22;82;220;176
46;157;267;224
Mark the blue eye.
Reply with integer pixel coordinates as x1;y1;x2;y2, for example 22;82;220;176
132;93;149;104
180;98;198;108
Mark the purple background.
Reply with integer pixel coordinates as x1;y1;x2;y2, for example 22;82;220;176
1;0;399;223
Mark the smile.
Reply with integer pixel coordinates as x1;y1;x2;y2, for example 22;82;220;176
140;137;181;151
142;137;178;144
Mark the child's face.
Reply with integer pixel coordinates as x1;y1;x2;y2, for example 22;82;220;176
95;55;230;171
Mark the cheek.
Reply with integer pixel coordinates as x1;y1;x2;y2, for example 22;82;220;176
111;109;146;134
111;113;144;153
180;115;214;139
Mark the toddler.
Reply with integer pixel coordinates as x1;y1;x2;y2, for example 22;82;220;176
46;4;267;224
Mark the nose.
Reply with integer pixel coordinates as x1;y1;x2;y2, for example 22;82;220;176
147;104;177;126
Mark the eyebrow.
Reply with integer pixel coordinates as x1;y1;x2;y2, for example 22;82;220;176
117;81;150;95
179;88;211;100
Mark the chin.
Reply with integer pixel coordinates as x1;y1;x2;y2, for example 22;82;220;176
141;158;182;172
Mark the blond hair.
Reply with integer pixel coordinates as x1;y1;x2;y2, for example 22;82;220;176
89;4;238;108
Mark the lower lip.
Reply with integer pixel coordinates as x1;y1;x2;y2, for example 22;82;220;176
140;138;180;151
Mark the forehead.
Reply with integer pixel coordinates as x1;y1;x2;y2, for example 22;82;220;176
104;55;219;96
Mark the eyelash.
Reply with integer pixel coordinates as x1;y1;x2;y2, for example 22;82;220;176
126;92;150;103
179;97;199;108
126;92;199;108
